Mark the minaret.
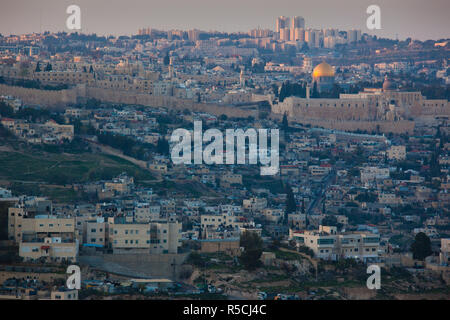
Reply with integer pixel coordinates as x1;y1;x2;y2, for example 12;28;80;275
168;57;174;79
306;83;310;99
240;69;245;88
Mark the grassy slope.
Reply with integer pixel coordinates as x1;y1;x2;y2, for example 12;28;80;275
0;148;155;202
0;150;154;184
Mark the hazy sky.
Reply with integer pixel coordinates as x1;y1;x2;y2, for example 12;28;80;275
1;0;449;40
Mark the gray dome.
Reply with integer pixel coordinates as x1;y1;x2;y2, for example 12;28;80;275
383;75;396;91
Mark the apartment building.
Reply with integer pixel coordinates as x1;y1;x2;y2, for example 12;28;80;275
108;217;182;254
201;213;248;230
19;236;78;263
360;166;390;184
7;198;78;262
51;289;79;300
134;203;160;223
243;197;267;213
8;209;72;243
220;173;243;188
378;192;402;205
104;174;134;195
290;225;380;262
9;208;77;262
85;218;107;247
149;219;183;254
387;145;406;160
262;208;284;223
308;165;331;176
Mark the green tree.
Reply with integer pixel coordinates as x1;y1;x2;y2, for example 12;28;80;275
163;53;170;66
239;231;263;270
282;112;289;131
156;137;169;155
35;62;41;72
411;232;432;261
311;82;319;98
321;215;343;231
44;63;52;72
284;186;296;224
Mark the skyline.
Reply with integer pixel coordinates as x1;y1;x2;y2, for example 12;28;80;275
0;0;449;41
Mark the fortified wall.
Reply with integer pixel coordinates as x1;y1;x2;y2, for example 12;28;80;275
0;84;258;119
0;84;77;109
271;91;449;134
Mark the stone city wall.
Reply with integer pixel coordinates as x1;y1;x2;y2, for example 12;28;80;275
0;84;258;119
0;84;77;109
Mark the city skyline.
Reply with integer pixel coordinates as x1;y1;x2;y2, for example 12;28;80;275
0;0;449;41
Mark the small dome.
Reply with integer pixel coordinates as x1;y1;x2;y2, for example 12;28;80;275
383;75;396;91
312;62;335;78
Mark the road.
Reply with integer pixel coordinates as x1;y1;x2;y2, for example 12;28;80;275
307;171;336;215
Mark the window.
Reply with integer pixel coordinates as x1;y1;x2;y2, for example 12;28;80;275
318;238;334;245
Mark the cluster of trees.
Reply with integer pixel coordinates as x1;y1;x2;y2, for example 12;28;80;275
321;215;344;231
97;131;170;160
276;81;307;102
239;231;263;270
343;210;386;225
284;185;297;224
35;62;52;72
0;102;65;124
411;232;432;261
97;132;150;161
355;192;378;203
1;77;68;91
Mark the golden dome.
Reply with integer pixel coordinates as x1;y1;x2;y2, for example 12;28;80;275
312;62;335;78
